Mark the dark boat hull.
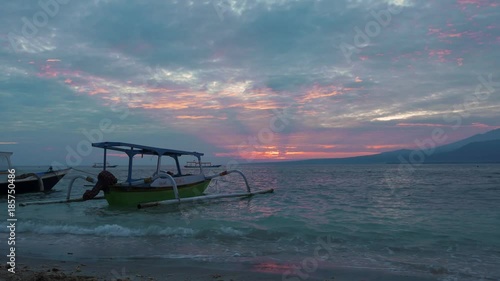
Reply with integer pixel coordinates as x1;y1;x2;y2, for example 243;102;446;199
0;168;71;195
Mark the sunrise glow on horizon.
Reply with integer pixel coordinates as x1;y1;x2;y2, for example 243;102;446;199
1;0;499;165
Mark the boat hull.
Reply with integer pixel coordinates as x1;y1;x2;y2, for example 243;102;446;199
0;168;71;195
184;165;221;168
104;179;211;207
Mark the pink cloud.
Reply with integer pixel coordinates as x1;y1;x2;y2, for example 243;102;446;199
365;144;409;150
428;49;453;63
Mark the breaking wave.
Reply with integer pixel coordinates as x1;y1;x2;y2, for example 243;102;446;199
1;221;196;237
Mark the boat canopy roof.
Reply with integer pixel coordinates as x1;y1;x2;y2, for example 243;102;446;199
92;142;204;158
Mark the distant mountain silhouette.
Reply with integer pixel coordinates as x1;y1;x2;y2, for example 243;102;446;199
426;139;500;163
434;128;500;153
293;149;411;164
281;128;500;165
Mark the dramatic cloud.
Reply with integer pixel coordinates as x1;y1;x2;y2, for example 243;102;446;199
0;0;498;165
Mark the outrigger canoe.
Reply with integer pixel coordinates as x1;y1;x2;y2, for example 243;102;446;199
184;161;222;168
20;142;273;208
90;142;214;207
1;152;71;195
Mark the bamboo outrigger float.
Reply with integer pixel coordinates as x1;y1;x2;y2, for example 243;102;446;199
20;142;273;208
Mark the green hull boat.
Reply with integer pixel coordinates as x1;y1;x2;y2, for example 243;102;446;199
20;142;274;209
104;179;211;207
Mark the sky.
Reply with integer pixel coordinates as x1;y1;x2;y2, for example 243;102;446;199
0;0;499;166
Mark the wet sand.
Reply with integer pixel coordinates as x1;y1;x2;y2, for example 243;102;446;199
0;257;439;281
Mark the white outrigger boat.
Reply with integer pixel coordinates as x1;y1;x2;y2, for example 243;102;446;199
20;142;273;208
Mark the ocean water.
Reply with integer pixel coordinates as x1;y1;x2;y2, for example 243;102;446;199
1;164;499;280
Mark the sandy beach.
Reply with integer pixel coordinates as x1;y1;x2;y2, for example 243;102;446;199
1;256;440;281
1;258;286;281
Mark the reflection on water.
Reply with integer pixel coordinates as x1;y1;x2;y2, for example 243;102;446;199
1;164;499;280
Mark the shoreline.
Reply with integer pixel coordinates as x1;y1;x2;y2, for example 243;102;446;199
0;256;440;281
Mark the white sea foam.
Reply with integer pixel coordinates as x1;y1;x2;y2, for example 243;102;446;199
219;226;245;236
0;221;196;237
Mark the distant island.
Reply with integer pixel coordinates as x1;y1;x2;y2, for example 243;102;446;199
278;128;500;165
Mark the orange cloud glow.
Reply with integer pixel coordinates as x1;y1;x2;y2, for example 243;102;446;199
176;115;221;119
216;148;378;161
89;88;111;95
300;85;343;102
138;102;189;110
320;145;337;149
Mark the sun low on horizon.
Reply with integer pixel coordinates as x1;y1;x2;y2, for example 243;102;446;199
0;0;499;165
